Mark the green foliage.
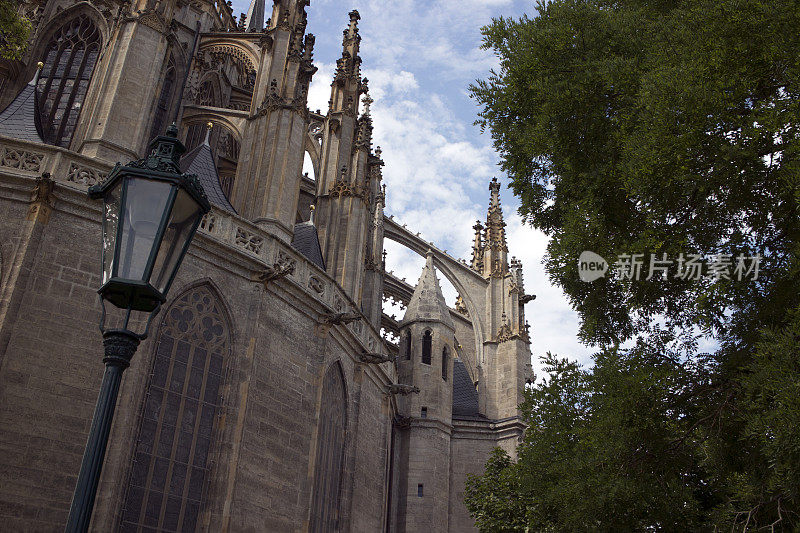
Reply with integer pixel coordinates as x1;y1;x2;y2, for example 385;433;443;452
466;0;800;529
0;1;31;61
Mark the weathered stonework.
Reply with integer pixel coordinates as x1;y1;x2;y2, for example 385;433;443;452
0;1;536;531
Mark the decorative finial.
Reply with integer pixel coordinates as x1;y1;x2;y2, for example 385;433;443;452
309;204;315;225
30;62;44;86
362;93;373;116
166;122;178;138
203;122;213;146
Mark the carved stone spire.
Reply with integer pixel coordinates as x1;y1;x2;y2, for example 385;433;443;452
244;0;265;31
470;220;483;271
401;251;455;330
482;177;509;277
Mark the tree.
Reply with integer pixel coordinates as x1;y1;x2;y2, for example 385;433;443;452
0;1;31;61
466;0;800;529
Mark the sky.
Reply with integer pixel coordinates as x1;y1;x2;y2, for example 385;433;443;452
231;0;596;373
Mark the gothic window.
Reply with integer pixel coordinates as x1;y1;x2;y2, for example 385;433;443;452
441;346;449;381
37;14;102;147
422;330;432;365
404;331;411;360
197;80;216;107
309;362;347;533
149;55;176;142
119;286;230;533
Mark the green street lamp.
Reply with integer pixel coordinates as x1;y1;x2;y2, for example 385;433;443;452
65;124;210;532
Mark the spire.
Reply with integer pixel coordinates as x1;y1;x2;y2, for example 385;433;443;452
356;91;373;149
245;0;265;31
470;220;483;270
481;177;509;277
203;121;212;146
330;10;364;114
401;251;455;329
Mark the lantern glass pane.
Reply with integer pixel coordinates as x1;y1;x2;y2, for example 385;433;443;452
101;181;121;285
117;177;173;283
151;188;203;294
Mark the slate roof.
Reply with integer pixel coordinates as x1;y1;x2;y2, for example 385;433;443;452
179;142;236;213
452;359;486;420
292;222;326;270
0;76;44;143
401;251;455;329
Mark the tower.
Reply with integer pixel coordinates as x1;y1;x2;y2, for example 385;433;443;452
472;178;534;430
228;0;317;242
314;11;383;303
394;251;455;532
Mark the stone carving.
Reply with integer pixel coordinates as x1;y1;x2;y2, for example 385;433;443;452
0;147;43;173
235;227;264;254
27;172;56;222
387;384;420;396
199;212;218;234
357;352;393;365
66;162;107;186
253;256;296;286
323;311;361;326
308;275;325;294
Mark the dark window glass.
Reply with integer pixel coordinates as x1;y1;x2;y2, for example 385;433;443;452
149;55;176;142
404;331;411;360
417;484;424;497
120;286;229;532
309;363;347;533
37;15;102;147
441;346;448;381
422;330;432;365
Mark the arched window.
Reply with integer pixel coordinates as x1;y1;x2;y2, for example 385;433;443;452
149;55;176;142
441;345;449;381
310;363;347;532
404;331;411;360
120;285;230;532
37;14;102;147
422;330;432;365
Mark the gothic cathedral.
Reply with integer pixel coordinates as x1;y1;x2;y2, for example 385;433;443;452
0;0;536;531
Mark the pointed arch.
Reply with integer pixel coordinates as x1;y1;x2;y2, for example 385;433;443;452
119;282;232;532
148;53;177;142
422;329;432;365
35;11;104;148
309;360;348;533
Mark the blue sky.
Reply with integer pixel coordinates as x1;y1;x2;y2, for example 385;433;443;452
231;0;595;373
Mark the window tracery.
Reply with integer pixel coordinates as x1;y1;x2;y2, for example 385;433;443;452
309;363;347;532
149;55;176;142
119;286;230;532
37;14;103;147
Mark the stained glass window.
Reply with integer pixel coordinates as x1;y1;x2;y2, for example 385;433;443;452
37;14;102;147
119;286;229;533
309;363;347;532
149;55;176;142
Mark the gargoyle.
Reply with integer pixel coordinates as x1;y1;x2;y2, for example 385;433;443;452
387;384;420;396
358;352;394;365
253;259;295;286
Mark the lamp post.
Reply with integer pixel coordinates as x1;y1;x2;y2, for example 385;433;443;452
65;124;210;532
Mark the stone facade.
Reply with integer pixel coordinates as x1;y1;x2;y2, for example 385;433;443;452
0;1;536;531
